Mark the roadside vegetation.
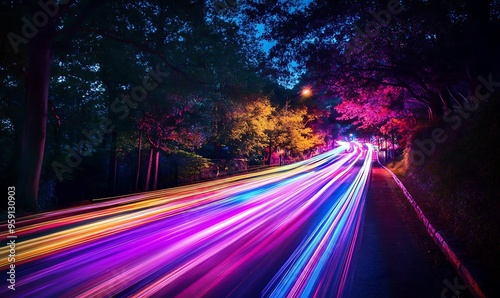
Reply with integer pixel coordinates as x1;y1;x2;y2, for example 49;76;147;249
389;94;500;289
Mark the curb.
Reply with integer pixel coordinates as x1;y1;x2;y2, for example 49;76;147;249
376;156;487;298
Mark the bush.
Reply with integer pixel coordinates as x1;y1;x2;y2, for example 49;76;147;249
396;96;500;288
165;150;211;183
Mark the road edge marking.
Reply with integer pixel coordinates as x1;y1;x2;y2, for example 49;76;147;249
376;156;487;298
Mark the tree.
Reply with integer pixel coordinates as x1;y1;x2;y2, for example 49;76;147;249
273;105;324;157
4;0;260;210
230;97;275;158
138;95;205;190
166;150;211;185
13;0;77;211
243;0;500;124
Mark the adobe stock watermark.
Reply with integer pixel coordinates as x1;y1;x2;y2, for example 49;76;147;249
441;277;468;298
410;73;499;166
344;0;404;62
51;64;168;181
7;0;71;54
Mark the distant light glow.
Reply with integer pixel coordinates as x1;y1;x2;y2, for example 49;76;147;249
302;87;312;96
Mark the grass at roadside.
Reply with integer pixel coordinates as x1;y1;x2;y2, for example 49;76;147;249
387;96;500;296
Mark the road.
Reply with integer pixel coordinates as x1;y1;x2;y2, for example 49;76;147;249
0;142;465;297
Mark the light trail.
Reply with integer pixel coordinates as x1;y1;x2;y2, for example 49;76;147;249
0;143;373;297
263;144;372;297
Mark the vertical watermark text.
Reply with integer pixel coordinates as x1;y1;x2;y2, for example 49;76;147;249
6;186;16;291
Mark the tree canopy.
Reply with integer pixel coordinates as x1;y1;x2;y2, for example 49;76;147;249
244;0;500;143
1;0;331;211
2;0;499;211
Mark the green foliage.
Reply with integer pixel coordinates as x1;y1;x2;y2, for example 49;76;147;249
399;96;500;285
273;106;325;155
229;97;325;158
245;0;500;147
1;0;331;210
230;98;275;157
168;150;211;180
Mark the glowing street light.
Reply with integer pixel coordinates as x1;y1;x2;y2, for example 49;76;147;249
301;87;312;97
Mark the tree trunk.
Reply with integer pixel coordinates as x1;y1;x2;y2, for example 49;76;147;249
174;161;179;185
213;141;222;158
377;136;381;160
115;158;120;194
17;34;52;212
153;148;160;190
108;130;118;196
384;135;388;163
267;140;273;165
128;157;132;193
135;129;142;192
391;129;395;164
145;147;153;191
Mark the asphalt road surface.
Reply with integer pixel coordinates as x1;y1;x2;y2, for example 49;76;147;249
0;142;469;297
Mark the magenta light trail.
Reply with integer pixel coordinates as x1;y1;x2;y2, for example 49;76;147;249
263;144;373;297
0;143;373;298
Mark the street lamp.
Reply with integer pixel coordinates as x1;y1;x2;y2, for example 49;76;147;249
301;87;311;97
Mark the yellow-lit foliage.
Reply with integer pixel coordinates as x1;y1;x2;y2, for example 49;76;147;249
230;98;324;157
231;98;275;157
274;107;325;155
